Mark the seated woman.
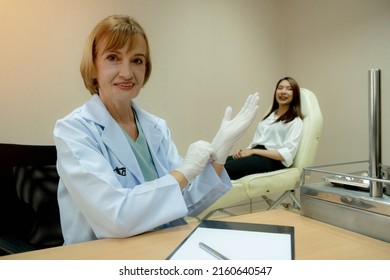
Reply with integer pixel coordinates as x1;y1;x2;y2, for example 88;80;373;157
225;77;303;180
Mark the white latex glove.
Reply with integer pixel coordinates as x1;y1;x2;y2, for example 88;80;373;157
211;92;260;164
175;140;215;183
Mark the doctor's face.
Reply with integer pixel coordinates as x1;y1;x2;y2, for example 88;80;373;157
94;35;147;102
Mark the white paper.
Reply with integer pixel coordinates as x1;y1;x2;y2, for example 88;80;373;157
169;227;292;260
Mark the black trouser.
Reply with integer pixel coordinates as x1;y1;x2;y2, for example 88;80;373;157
224;145;285;180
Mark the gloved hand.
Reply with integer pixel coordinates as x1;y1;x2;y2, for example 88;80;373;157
211;92;260;164
175;140;216;183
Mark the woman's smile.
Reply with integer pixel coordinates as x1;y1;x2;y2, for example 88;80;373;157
114;81;136;90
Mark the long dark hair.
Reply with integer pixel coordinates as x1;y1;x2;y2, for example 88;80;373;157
263;77;303;123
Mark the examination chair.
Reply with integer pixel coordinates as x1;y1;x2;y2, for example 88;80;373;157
198;88;323;220
0;144;63;255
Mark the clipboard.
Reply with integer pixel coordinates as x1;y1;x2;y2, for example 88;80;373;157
167;220;295;260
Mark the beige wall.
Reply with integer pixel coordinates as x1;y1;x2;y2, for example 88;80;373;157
1;0;389;166
284;0;390;166
0;0;284;151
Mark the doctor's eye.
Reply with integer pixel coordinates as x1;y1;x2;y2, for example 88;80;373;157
106;54;119;61
132;57;145;65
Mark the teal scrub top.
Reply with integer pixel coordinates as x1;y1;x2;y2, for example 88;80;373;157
122;111;159;182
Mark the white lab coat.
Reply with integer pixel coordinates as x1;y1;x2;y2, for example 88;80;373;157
54;94;232;245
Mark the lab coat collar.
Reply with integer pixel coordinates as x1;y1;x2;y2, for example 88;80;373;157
82;94;111;127
82;95;162;135
131;102;164;151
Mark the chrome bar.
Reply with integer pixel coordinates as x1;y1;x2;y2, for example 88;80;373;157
368;69;382;197
303;165;390;184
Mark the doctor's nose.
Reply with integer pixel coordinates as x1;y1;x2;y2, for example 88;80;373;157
118;62;134;80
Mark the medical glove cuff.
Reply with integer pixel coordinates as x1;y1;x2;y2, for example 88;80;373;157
175;140;215;183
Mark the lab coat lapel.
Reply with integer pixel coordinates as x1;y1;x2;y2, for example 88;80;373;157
101;120;145;184
84;95;144;183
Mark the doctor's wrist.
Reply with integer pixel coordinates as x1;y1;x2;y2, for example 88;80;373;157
170;170;188;190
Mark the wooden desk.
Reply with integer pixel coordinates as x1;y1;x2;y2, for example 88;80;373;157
2;209;390;260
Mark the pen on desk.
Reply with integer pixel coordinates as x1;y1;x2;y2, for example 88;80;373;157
198;242;229;260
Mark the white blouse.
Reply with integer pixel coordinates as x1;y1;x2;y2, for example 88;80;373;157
249;112;303;167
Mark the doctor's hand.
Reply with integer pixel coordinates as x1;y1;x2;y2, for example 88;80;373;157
174;140;215;184
211;92;260;164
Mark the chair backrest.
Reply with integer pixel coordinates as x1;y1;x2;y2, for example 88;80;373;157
0;144;63;253
292;88;323;171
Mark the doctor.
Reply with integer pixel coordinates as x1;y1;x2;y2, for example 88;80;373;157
54;15;259;245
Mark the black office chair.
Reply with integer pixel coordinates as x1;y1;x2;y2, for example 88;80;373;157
0;143;64;255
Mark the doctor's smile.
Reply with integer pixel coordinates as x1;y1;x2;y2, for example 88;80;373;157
114;82;136;90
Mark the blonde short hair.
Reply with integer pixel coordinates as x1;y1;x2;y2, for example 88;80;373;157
80;15;152;94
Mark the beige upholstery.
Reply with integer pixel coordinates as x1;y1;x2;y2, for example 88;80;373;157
197;88;323;220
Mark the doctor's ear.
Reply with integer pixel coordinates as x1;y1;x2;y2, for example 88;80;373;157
91;68;98;86
91;66;97;79
92;78;99;91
